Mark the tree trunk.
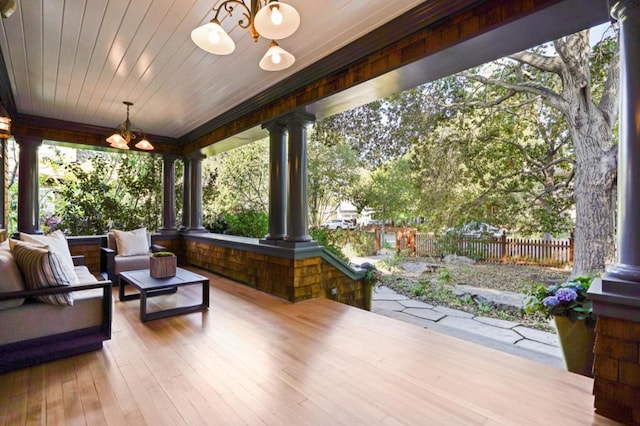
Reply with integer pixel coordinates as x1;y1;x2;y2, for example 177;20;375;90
570;118;617;276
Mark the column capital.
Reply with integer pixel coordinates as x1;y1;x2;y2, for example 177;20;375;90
13;135;42;148
281;111;316;126
184;151;206;161
262;119;287;133
611;0;640;20
161;154;180;162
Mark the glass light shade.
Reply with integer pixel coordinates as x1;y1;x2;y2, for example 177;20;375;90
0;116;10;138
254;1;300;40
191;19;235;55
259;41;295;71
110;139;130;150
106;132;126;146
135;137;154;150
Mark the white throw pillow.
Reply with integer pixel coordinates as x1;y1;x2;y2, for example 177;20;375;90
113;227;149;257
20;230;79;284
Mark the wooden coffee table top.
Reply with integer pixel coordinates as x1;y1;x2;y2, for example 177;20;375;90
119;267;208;290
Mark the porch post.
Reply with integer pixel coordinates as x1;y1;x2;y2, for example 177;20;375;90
261;119;287;243
159;155;177;234
281;111;315;246
588;1;640;422
187;152;207;233
181;157;191;231
15;136;42;234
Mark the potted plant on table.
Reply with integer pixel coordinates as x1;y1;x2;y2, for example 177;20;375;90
525;275;596;377
150;251;177;278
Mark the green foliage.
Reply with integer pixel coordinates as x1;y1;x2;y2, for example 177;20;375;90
378;252;405;270
349;229;376;256
437;267;452;283
52;151;162;235
309;226;348;262
204;140;269;214
151;251;175;258
222;209;268;238
410;283;426;297
307;131;362;227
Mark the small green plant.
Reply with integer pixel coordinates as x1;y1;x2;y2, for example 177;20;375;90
378;253;405;270
476;301;493;314
410;283;427;297
151;251;175;258
437;267;452;284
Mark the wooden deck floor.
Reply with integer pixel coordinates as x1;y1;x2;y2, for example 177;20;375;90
0;268;619;425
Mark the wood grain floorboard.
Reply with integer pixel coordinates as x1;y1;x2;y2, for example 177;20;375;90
0;267;621;425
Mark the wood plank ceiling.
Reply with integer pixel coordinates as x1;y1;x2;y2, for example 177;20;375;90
0;0;427;140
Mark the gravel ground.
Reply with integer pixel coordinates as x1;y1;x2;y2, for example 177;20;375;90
356;254;572;331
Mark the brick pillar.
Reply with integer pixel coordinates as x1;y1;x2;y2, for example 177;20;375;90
588;1;640;423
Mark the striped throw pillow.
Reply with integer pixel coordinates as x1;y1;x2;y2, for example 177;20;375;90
11;241;74;306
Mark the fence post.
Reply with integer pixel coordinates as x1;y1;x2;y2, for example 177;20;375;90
501;232;507;263
374;229;381;253
410;229;417;257
569;232;574;265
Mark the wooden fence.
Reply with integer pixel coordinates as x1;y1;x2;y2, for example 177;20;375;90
402;231;574;266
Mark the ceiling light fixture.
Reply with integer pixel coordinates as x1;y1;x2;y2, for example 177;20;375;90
106;101;153;151
191;0;299;71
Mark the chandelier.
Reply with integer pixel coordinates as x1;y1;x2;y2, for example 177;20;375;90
106;101;153;151
191;0;300;71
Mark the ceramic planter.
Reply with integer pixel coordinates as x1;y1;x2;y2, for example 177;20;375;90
553;315;596;377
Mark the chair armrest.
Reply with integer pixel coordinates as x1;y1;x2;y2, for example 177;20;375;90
0;280;112;301
100;247;116;282
71;255;85;266
151;244;167;253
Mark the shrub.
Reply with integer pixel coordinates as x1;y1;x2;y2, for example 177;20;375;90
223;209;268;238
350;229;376;256
310;226;348;262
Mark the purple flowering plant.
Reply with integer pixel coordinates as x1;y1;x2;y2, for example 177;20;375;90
525;275;596;328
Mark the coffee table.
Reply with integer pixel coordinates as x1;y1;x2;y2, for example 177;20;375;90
119;268;209;322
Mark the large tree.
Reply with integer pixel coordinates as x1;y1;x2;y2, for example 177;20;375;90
307;125;362;226
461;29;619;275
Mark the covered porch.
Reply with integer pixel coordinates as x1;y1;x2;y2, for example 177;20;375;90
0;268;612;424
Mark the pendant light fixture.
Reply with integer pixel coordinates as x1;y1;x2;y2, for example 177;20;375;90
106;101;154;151
191;0;299;71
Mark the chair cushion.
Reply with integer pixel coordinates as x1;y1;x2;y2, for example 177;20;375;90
0;241;26;310
114;254;151;275
113;227;149;257
19;230;79;284
10;240;74;306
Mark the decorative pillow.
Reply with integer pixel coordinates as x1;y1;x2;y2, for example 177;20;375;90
0;243;26;310
113;227;149;257
20;230;79;284
10;240;74;306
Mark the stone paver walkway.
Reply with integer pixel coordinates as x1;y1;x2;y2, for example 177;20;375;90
372;285;565;369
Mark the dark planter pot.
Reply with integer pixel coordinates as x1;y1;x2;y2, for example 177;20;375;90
554;315;596;377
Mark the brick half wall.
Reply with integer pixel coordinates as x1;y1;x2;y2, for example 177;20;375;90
183;235;369;309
